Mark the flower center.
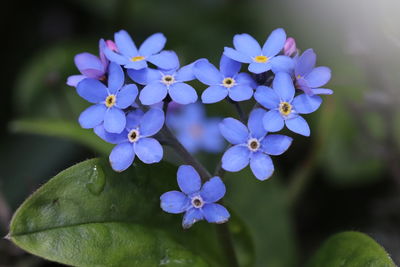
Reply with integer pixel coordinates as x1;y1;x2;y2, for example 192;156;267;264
161;75;175;85
131;56;145;62
222;77;236;88
105;95;116;108
191;196;204;208
253;55;268;63
127;129;140;143
189;124;203;139
247;138;260;152
279;102;292;116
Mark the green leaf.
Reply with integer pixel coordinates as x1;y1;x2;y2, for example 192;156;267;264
307;231;396;267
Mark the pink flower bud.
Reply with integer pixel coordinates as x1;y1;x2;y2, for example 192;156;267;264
106;40;118;52
284;37;297;57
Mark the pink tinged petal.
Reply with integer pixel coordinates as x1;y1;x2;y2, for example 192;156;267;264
292;94;322;114
201;85;228;104
182;208;204;229
223;47;252;63
233;33;261;57
228;84;253;102
160;191;190;214
261;134;293;155
177;165;202;195
104;48;128;65
139;108;165;136
219;118;249;145
105;39;118;52
296;78;313;95
263;110;284;132
311;88;333;95
284;37;297;57
77;78;108;103
273;72;295;102
248;62;271;74
254;85;280;109
139;33;167;56
80;69;104;79
139;82;168;105
109;142;135;172
67;75;85;87
262;28;286;57
248;108;268;139
104;107;126;133
285;116;310;136
194;59;224;85
202;203;230;224
169;83;198;105
127;68;162;85
295;48;316;77
114;29;137;57
134;137;163;163
270;56;294;74
99;39;109;66
147;51;179;70
200;177;226;203
79;104;106;129
116;84;138;109
250;152;274;181
221;145;250;172
220;55;241;77
74;52;104;73
305;66;331;88
107;62;124;93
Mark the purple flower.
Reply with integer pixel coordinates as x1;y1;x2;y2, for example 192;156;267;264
167;103;225;154
160;165;230;229
95;108;165;171
223;28;294;74
255;72;323;136
67;39;108;87
194;56;256;104
295;49;333;95
128;56;197;105
104;30;178;70
219;109;293;180
77;62;138;133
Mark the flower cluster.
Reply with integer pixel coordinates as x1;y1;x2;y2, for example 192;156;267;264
68;28;332;228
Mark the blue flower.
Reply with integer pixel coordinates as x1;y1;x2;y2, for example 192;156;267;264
160;165;230;229
223;28;294;74
67;39;108;87
255;72;323;136
94;108;165;171
128;56;198;105
104;30;178;70
166;103;225;154
294;49;333;96
219;109;293;180
193;55;256;104
77;62;138;133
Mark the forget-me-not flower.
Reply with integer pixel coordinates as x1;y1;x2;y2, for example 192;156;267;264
194;55;256;104
77;62;138;133
255;72;322;136
223;28;294;74
220;109;293;180
160;165;230;229
104;30;178;70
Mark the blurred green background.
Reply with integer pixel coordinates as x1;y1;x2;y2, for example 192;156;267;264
1;0;400;266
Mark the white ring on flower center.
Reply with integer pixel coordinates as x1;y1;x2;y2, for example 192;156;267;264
128;129;140;143
191;196;204;208
247;138;260;152
222;77;236;88
105;94;117;108
161;75;175;86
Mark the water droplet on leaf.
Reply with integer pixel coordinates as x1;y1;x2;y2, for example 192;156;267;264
86;165;106;195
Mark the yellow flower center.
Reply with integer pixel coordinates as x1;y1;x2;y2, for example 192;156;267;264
222;77;236;88
161;75;175;85
128;129;140;143
105;95;116;108
296;74;302;79
253;55;269;63
279;102;292;116
131;56;145;62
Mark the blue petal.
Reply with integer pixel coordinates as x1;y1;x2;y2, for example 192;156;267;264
228;84;253;102
134;137;163;163
104;107;126;133
292;94;322;114
182;208;204;229
261;134;293;155
271;56;294;74
202;120;225;153
139;33;166;57
175;62;196;82
201;85;228;104
235;73;257;88
177;132;198;154
194;59;223;85
114;30;137;57
250;152;274;180
263;110;284;132
79;104;106;129
202;203;230;224
295;48;316;77
67;75;85;87
107;63;124;93
221;145;250;172
305;66;331;88
262;28;286;57
273;72;295;102
248;108;268;139
147;51;179;70
77;78;107;103
104;48;128;65
127;68;161;85
219;118;249;145
126;109;144;129
248;62;271;74
233;33;261;57
139;82;168;105
254;85;280;109
200;177;226;203
220;55;241;77
223;47;252;63
160;191;190;214
177;165;202;195
74;52;104;73
94;124;127;144
116;84;138;109
139;108;165;136
124;60;148;70
169;83;198;105
285;116;310;136
109;142;135;172
311;88;333;95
